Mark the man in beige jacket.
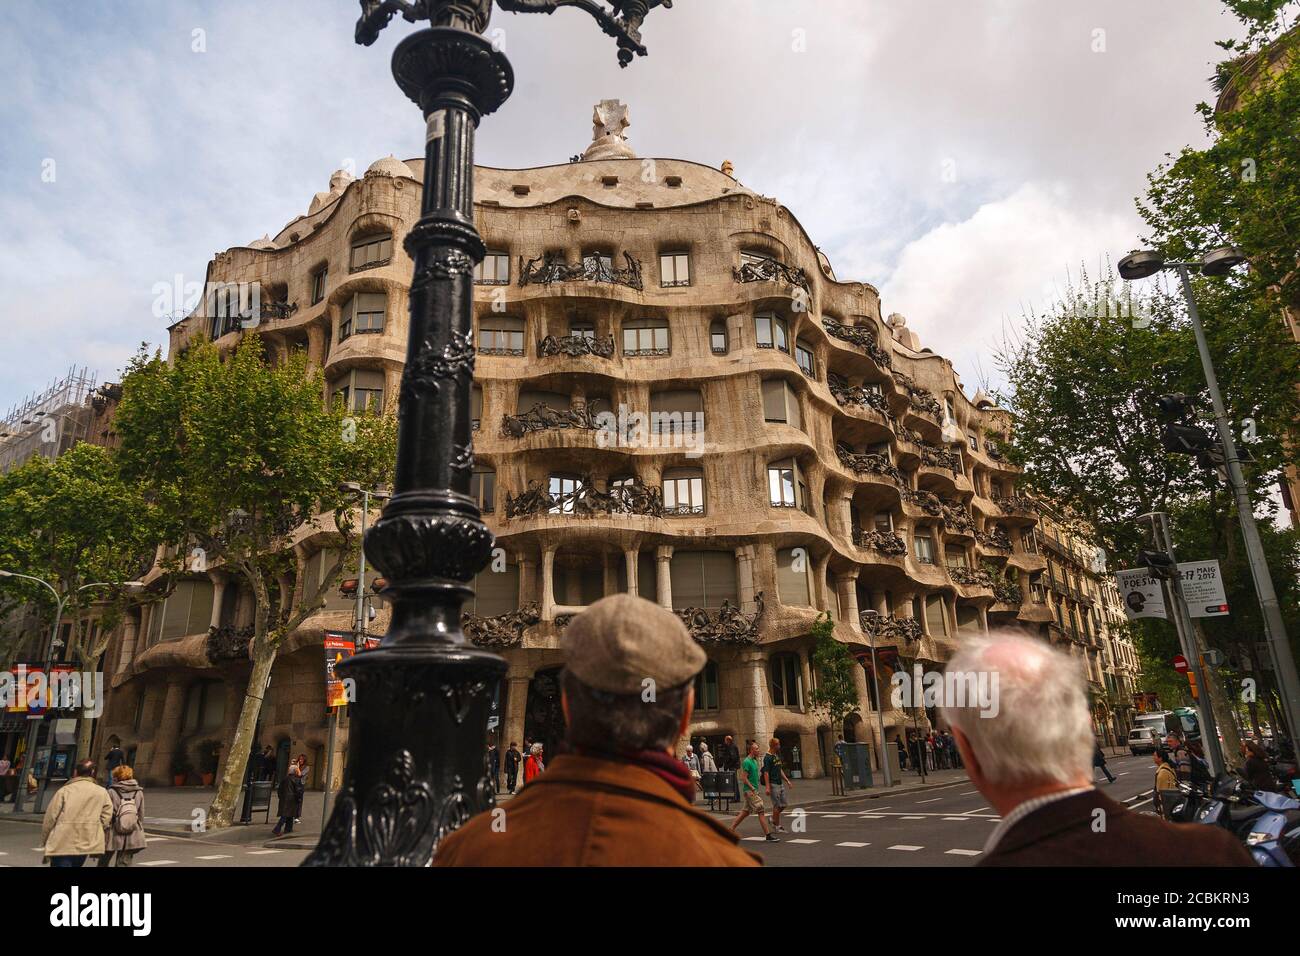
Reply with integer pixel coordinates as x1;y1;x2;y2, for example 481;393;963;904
41;759;112;867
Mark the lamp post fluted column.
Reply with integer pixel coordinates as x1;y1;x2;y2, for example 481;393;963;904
307;0;668;866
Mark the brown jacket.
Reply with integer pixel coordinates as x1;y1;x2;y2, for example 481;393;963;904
978;791;1255;867
433;753;761;867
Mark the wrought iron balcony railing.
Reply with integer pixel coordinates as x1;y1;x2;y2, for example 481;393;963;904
821;317;892;368
836;444;904;485
853;528;908;556
500;402;601;438
733;255;811;293
505;476;664;519
538;332;616;359
976;527;1013;551
463;602;541;649
890;370;943;419
948;565;994;588
993;495;1039;516
940;501;976;535
859;611;922;644
676;593;764;645
993;577;1024;605
519;252;644;291
827;373;892;416
917;442;963;473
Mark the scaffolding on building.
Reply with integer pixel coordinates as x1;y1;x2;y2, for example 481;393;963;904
0;366;99;473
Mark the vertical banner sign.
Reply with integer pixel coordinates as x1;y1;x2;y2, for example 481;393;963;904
323;632;355;710
1114;569;1168;621
1176;560;1229;618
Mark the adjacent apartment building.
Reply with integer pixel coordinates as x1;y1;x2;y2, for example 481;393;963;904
95;103;1135;786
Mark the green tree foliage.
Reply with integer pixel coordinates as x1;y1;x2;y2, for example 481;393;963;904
114;333;396;826
0;443;161;756
808;612;861;738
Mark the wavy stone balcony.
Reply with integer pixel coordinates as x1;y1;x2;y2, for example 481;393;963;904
821;317;892;369
504;477;663;519
519;252;644;291
538;333;616;359
993;495;1039;520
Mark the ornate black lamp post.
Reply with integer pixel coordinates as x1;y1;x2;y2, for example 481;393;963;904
305;0;670;866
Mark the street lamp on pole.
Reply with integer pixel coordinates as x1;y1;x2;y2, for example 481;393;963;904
0;571;143;813
306;0;672;867
1119;246;1300;754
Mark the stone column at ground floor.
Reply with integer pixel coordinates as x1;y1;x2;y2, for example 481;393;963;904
502;669;530;788
146;679;189;786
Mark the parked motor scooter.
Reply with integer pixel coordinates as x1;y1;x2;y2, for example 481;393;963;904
1194;773;1300;866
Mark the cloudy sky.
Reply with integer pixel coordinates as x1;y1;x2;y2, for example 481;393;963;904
0;0;1244;411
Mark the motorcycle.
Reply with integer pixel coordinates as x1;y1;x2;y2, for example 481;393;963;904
1194;773;1300;867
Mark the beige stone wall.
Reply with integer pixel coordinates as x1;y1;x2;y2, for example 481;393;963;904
103;153;1055;782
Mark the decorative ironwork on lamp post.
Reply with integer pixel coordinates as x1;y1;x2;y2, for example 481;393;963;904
305;0;670;867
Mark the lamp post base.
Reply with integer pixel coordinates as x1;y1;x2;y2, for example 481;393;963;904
305;645;504;866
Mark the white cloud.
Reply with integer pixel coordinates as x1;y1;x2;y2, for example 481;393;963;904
880;181;1138;392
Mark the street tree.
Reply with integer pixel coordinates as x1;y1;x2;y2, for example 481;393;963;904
114;334;396;827
808;612;861;743
0;442;161;757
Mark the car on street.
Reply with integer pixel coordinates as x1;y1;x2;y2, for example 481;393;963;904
1129;727;1159;755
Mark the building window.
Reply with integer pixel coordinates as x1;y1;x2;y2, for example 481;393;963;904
1021;529;1038;554
339;292;386;340
925;593;949;636
475;250;510;285
311;266;328;305
650;389;704;439
873;511;893;532
945;546;968;569
623;317;670;356
710;320;729;354
479;316;525;356
470;385;482;431
913;531;935;565
548;474;583;514
569;318;595;340
582;250;614;276
945;397;957;425
768;460;801;509
694;661;720;711
761;378;802;429
755;312;789;352
329;368;385;413
967;431;979;452
182;679;225;733
795;340;815;377
660;251;690;287
956;604;983;635
147;579;216;645
770;652;803;707
663;467;705;516
776;547;812;607
670;550;738;610
350;231;393;272
470;468;495;514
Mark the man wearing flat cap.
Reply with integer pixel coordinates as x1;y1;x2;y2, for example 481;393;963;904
433;594;761;866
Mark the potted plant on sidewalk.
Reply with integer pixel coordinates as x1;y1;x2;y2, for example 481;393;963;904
197;739;220;787
171;755;193;787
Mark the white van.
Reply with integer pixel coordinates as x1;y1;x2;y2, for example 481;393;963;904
1128;726;1159;755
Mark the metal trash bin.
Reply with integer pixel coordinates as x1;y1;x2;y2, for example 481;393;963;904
841;742;874;790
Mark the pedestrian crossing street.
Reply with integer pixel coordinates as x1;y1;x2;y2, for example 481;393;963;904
0;830;307;868
734;806;1000;857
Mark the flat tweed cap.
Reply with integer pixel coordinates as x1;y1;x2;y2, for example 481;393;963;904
560;594;706;695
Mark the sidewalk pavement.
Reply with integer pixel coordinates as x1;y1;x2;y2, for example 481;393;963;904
1;765;977;851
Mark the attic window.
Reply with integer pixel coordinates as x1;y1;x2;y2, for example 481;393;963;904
601;175;619;187
481;199;501;207
512;184;530;196
636;201;654;209
665;175;682;187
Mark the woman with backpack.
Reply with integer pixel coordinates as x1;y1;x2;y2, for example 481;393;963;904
100;765;146;867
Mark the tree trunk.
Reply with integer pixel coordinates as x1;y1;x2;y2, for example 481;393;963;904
1194;622;1243;771
207;644;277;828
74;648;103;763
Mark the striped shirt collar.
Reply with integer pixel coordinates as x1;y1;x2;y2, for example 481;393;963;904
982;786;1096;855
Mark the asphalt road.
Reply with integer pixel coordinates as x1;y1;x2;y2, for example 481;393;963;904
709;752;1159;867
0;822;311;868
0;752;1158;868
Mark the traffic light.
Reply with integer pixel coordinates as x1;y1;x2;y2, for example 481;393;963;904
1155;394;1217;467
1138;549;1176;580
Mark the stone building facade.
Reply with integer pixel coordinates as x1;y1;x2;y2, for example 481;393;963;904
96;105;1111;786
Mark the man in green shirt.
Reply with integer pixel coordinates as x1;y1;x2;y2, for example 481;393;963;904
729;741;778;842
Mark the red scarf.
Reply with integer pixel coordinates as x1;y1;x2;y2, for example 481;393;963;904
577;746;697;803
